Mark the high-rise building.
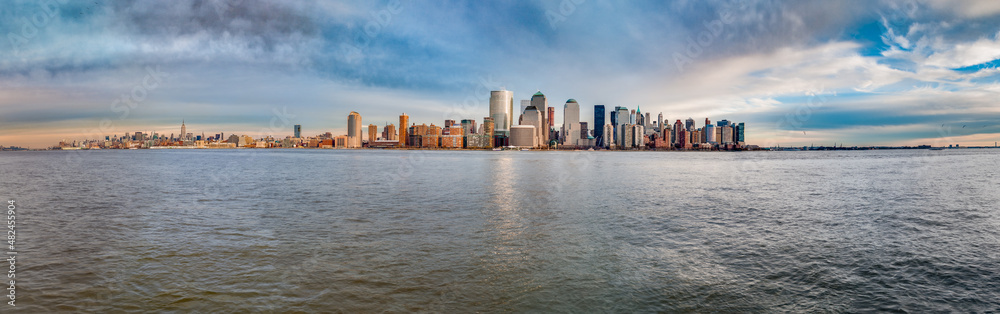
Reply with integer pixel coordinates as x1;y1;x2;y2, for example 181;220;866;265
294;124;301;138
603;124;614;148
594;105;605;147
520;106;543;147
704;124;716;143
483;117;495;148
520;100;530;116
531;91;549;145
368;124;377;143
657;113;664;131
722;125;733;144
674;120;684;148
489;90;514;135
580;122;589;140
737;122;745;143
563;99;580;146
347;111;362;148
383;124;397;141
685;118;695;131
705;118;710;128
461;119;476;135
610;108;619;146
399;113;409;147
645;112;651;129
630;110;636;125
616;106;630;148
547;107;555;127
180;120;186;140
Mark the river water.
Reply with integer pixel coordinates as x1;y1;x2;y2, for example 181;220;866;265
2;149;998;312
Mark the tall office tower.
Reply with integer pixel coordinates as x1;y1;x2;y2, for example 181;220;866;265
633;125;645;147
530;91;549;145
705;118;710;128
630;110;636;125
594;105;605;147
657;113;664;131
580;122;589;140
645;112;651;129
662;125;672;146
490;90;514;135
520;106;543;147
616;106;630;147
368;124;378;143
520;100;530;116
399;114;409;147
737;122;745;143
685;118;695;131
461;119;476;135
715;127;723;145
722;125;734;144
294;124;301;138
603;124;614;148
483;117;495;148
636;107;643;126
705;124;715;143
444;120;455;128
547;107;555;127
563;99;580;146
674;120;684;147
347;111;362;148
180;120;186;140
384;124;397;141
717;119;730;128
610;107;619;146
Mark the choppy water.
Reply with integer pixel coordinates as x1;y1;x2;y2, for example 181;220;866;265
2;149;999;312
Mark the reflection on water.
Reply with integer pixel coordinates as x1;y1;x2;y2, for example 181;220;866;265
2;149;999;312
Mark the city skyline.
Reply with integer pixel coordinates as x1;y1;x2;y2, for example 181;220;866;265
3;1;1000;148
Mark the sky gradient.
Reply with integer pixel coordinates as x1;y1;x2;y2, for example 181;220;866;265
2;0;1000;148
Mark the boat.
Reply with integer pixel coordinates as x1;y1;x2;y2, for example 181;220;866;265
492;148;502;151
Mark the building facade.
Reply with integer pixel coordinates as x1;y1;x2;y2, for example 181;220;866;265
563;99;580;146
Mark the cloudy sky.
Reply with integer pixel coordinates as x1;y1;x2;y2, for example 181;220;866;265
2;0;1000;148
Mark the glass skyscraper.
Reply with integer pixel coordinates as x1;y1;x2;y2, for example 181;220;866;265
594;105;605;147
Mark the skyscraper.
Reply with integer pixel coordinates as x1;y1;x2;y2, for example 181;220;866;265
294;124;301;138
594;105;605;147
737;122;745;143
180;120;186;140
520;100;530;116
657;113;664;131
674;120;684;148
520;106;543;147
489;90;514;135
348;111;362;148
616;106;630;147
531;91;549;145
685;118;695;131
563;99;580;146
399;113;409;147
547;107;555;127
483;117;495;148
368;124;378;143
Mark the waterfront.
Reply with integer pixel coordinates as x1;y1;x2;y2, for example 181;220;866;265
2;149;999;312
